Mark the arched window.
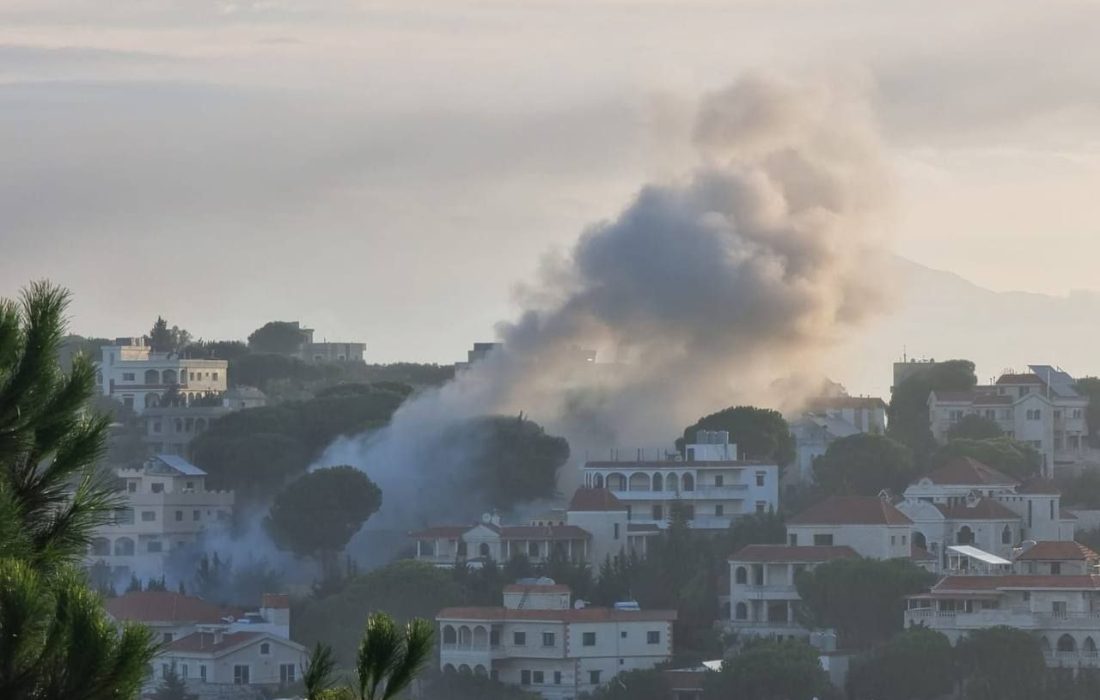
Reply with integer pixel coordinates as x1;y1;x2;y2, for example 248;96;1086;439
1002;525;1012;545
956;526;975;545
443;664;457;674
144;369;160;384
458;627;472;646
682;473;695;491
1040;637;1051;652
1085;637;1097;652
162;369;177;384
735;567;748;585
473;626;488;648
628;473;651;491
474;665;488;677
458;665;472;675
735;603;748;620
113;537;134;556
913;531;927;550
443;626;457;644
479;543;491;558
607;473;626;491
667;473;679;492
652;473;663;491
1058;634;1076;652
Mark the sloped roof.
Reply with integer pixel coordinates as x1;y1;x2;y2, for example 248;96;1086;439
152;454;206;476
729;544;859;563
787;496;912;526
1018;479;1061;495
106;591;229;624
932;575;1100;592
935;499;1020;521
165;631;258;654
261;593;290;609
500;525;590;540
996;373;1044;386
437;607;677;622
409;526;469;539
568;488;625;512
1016;541;1100;562
922;457;1018;486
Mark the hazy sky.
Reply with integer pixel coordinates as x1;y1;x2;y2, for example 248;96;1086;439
4;1;1100;385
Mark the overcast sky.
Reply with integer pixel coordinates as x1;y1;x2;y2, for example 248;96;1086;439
3;1;1100;384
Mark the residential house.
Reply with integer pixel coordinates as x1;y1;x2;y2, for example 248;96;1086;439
157;630;308;695
788;396;887;487
437;583;676;699
106;591;291;645
98;338;227;414
928;365;1093;477
905;541;1100;668
784;496;914;559
582;431;780;530
142;404;230;457
86;455;233;579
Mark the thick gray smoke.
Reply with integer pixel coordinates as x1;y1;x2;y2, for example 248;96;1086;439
319;73;891;550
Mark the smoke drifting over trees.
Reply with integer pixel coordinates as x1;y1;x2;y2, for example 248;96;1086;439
320;73;892;535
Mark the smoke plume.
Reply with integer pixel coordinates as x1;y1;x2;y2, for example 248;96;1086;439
319;72;892;543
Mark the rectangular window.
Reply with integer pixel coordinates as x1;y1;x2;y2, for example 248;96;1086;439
813;534;834;546
755;501;766;514
543;632;555;647
652;505;663;520
127;482;137;493
151;483;164;494
613;523;620;540
589;670;601;684
162;663;170;678
715;475;724;487
280;664;296;684
647;630;661;644
582;632;596;646
554;671;562;685
260;642;271;655
1052;562;1062;575
181;664;188;679
152;420;162;433
200;665;207;682
533;671;545;684
514;632;526;646
625;505;631;521
193;510;200;521
213;372;219;381
755;471;765;487
175;510;183;522
233;665;250;685
141;511;156;522
788;533;798;546
891;536;896;545
122;372;135;381
521;670;532;685
123;396;134;409
163;632;174;643
715;504;724;516
1053;601;1067;616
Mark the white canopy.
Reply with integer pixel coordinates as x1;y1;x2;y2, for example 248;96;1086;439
947;545;1011;565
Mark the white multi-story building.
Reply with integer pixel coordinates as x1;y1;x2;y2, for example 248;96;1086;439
727;544;859;639
928;365;1093;477
141;405;229;457
437;583;676;699
107;591;292;645
788;396;888;487
785;496;914;559
905;541;1100;668
582;432;780;530
897;456;1076;568
98;338;227;414
87;455;234;579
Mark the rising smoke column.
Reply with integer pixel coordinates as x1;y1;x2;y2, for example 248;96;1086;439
319;73;892;537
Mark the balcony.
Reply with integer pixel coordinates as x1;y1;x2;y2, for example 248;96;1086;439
906;608;1100;631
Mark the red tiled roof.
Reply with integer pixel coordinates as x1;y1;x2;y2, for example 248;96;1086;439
409;526;469;539
166;631;257;654
932;575;1100;592
935;499;1019;521
437;607;677;623
503;584;571;593
911;544;936;561
500;525;590;540
105;591;230;625
729;544;859;563
1016;541;1100;562
568;488;624;512
261;593;290;609
971;395;1015;406
923;457;1018;486
1018;479;1061;495
787;497;912;526
996;373;1044;386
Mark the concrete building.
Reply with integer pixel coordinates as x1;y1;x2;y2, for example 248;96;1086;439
785;496;914;559
86;455;234;580
106;591;292;645
788;396;888;487
98;338;228;414
928;365;1093;477
437;583;676;699
221;386;268;410
141;405;230;457
897;456;1076;569
157;630;307;695
905;541;1100;668
582;432;780;531
727;544;859;640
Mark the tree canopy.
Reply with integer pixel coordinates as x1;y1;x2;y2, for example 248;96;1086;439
247;321;306;354
888;359;976;461
795;558;936;649
956;626;1046;700
947;414;1004;441
813;433;917;497
584;668;670;700
933;437;1041;481
147;316;191;354
266;466;382;567
678;406;794;466
703;638;834;700
847;627;956;700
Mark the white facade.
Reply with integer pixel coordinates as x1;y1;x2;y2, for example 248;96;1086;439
928;365;1093;477
157;630;308;695
142;405;230;457
438;585;675;700
788;396;887;487
582;434;780;530
784;496;914;560
86;455;233;579
411;521;591;568
98;338;228;414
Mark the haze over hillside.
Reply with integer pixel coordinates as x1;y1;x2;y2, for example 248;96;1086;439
835;256;1100;397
